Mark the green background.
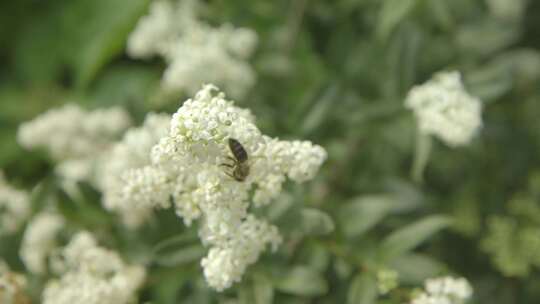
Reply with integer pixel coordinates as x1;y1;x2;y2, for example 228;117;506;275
1;0;540;303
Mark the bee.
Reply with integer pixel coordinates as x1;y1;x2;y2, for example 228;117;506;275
221;138;250;182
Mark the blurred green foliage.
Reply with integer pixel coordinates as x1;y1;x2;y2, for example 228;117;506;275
1;0;540;303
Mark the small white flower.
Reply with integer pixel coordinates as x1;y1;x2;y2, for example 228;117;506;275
123;84;326;290
0;171;30;234
200;215;281;291
42;232;146;304
405;71;482;147
411;276;473;304
425;277;473;300
97;113;171;228
20;211;64;274
18;104;131;160
127;0;257;99
18;104;131;183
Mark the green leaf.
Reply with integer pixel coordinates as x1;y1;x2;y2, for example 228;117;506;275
383;179;425;213
338;195;396;238
411;131;432;183
152;233;205;266
89;64;161;110
379;215;452;261
275;266;328;296
253;274;274;304
347;273;378;304
456;19;519;57
377;0;418;40
390;253;445;284
64;0;150;88
300;84;340;136
14;7;65;84
150;266;191;304
299;208;335;236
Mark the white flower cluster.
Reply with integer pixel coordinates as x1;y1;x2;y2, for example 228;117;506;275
0;171;30;234
0;262;30;304
18;104;131;182
121;84;326;290
43;232;146;304
127;0;257;99
97;113;171;228
411;276;473;304
487;0;525;21
20;211;65;274
405;71;483;147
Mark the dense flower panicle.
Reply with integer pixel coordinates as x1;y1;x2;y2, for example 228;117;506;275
97;113;171;228
18;104;131;182
405;71;482;147
0;171;30;234
0;263;31;304
201;215;282;291
123;84;326;290
411;276;473;304
162;23;257;98
127;0;257;99
42;232;145;304
20;211;64;274
127;0;199;58
487;0;525;21
18;104;131;160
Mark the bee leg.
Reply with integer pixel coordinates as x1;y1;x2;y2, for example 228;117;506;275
220;163;234;168
223;171;236;179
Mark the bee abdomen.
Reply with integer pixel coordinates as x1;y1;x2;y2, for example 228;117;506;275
228;138;248;163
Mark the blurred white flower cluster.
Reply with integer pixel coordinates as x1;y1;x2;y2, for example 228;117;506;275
18;104;131;182
43;232;145;304
411;276;473;304
20;211;64;274
97;113;171;228
0;171;30;235
486;0;525;21
0;262;30;304
120;84;326;290
127;0;258;99
405;71;483;147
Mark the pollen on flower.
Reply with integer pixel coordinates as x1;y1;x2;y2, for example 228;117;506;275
120;84;326;290
405;71;483;147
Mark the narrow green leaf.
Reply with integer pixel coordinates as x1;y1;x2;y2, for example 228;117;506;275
253;274;274;304
275;266;328;296
383;179;425;213
89;64;161;109
338;195;396;238
411;131;432;184
67;0;150;88
379;215;452;261
300;208;335;236
456;19;519;56
377;0;418;40
390;253;445;284
152;233;204;266
300;84;339;135
347;273;377;304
